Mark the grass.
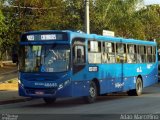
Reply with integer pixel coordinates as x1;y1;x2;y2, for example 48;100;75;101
6;78;18;83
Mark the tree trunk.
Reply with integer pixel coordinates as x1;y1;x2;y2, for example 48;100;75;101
0;52;4;67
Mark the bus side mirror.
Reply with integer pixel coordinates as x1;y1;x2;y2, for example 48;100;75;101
77;49;82;58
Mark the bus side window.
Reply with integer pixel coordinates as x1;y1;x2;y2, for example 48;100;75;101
127;44;136;63
88;40;102;64
137;45;142;63
102;42;108;63
146;46;152;63
152;46;156;62
110;43;116;63
103;42;116;63
141;46;146;63
116;43;126;63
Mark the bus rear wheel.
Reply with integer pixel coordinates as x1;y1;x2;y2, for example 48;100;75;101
43;97;56;104
127;77;143;96
84;81;97;103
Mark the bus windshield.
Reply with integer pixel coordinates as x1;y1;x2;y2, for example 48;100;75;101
20;44;70;72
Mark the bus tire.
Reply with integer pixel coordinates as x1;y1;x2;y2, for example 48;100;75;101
84;81;97;103
43;97;56;104
127;77;143;96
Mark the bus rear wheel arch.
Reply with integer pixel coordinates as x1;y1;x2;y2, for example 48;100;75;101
127;76;143;96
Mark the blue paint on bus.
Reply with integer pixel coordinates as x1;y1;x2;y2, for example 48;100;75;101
18;30;158;100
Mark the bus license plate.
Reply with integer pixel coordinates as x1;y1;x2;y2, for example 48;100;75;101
35;91;44;95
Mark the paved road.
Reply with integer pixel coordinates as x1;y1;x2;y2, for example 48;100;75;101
1;83;160;120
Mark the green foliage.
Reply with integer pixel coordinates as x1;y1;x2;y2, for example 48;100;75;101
0;10;7;43
137;5;160;40
62;0;84;30
0;4;9;60
90;0;145;39
0;0;160;60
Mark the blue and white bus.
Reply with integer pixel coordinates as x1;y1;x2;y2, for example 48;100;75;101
19;30;158;104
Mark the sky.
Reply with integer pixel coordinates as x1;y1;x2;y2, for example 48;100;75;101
144;0;160;5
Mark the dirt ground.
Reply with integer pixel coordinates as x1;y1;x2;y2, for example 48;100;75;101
0;61;18;90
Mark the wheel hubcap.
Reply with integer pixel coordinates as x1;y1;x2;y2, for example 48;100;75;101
90;87;95;97
137;80;142;93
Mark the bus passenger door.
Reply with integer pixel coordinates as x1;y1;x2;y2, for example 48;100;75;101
72;38;86;75
73;45;86;74
115;43;127;91
71;38;88;96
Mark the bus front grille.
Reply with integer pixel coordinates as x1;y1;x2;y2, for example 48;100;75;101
25;88;56;95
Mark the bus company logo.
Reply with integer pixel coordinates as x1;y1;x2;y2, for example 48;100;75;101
115;82;124;88
58;79;71;90
137;67;142;73
147;64;152;69
58;84;63;90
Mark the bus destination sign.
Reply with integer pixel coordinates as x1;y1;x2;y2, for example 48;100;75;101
23;33;68;41
27;34;57;41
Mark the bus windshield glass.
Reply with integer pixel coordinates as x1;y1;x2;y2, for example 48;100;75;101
20;44;70;72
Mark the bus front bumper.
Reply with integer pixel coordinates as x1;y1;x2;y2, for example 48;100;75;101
18;81;72;98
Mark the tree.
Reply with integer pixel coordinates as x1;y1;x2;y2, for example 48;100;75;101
1;0;160;63
0;2;9;66
58;0;85;30
137;5;160;40
90;0;146;39
0;0;67;63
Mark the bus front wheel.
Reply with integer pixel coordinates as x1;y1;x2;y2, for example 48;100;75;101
43;97;56;104
127;77;143;96
84;81;97;103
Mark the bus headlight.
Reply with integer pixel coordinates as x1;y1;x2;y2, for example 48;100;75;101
18;80;24;88
18;79;21;84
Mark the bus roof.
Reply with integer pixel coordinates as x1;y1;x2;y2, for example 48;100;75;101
94;35;156;46
22;30;156;46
